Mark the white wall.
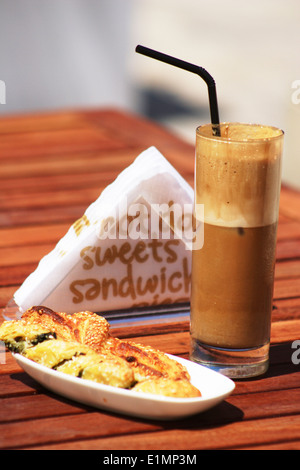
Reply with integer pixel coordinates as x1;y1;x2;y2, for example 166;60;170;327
0;0;133;113
0;0;298;187
129;0;300;189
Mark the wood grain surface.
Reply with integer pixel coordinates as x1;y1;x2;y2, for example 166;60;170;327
0;108;299;450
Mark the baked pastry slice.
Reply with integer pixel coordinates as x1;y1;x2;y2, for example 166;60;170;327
0;306;200;397
0;305;110;352
24;339;92;368
21;306;110;349
57;353;135;388
0;319;57;353
132;377;201;398
6;306;190;383
24;339;135;388
102;335;191;383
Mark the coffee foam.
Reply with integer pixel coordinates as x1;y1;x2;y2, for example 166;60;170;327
195;124;283;228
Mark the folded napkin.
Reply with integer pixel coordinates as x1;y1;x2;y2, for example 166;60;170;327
14;147;202;314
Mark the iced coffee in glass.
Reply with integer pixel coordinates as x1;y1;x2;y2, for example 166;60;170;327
190;123;284;378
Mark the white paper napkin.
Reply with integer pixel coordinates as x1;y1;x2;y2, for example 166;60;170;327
14;147;201;314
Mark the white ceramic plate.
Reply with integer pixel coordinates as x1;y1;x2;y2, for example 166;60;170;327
14;353;235;420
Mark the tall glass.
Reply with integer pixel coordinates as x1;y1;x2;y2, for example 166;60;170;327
190;123;284;378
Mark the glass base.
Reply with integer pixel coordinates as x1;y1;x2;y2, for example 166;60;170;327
190;338;269;379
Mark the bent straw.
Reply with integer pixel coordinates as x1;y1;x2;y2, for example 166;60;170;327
136;45;220;136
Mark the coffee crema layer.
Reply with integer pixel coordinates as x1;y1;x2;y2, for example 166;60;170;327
195;123;283;228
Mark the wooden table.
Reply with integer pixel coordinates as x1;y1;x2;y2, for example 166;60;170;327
0;108;300;451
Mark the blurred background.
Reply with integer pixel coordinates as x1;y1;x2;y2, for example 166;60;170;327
0;0;299;188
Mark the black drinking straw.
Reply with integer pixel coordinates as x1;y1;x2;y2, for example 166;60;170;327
136;45;221;136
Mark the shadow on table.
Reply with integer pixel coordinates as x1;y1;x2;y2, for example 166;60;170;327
158;400;244;432
267;342;299;379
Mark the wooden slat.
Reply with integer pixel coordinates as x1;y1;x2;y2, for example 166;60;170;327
0;109;94;134
0;204;88;228
0;127;129;159
33;415;299;450
275;259;300;279
0;224;69;248
0;150;134;181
